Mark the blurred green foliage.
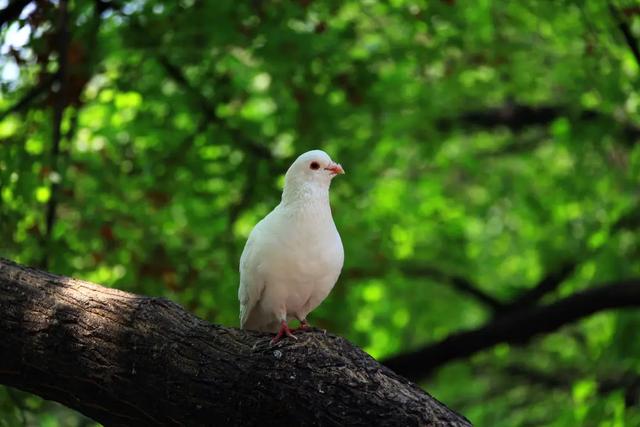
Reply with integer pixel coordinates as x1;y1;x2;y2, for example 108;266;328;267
1;0;640;425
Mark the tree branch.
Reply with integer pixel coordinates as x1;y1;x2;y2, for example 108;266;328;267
382;279;640;382
345;264;506;313
497;260;578;315
156;55;273;160
497;205;640;315
437;103;640;146
401;266;507;313
0;258;470;426
0;0;31;28
0;73;58;121
608;1;640;68
40;0;70;269
612;204;640;233
500;363;640;405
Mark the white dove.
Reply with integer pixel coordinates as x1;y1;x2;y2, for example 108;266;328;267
238;149;345;343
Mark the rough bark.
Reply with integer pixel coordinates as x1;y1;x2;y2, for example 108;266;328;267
0;258;470;427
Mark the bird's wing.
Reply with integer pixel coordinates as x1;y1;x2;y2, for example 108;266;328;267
238;221;267;329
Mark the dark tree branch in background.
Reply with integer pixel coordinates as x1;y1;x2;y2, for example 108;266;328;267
40;0;70;269
347;199;640;318
501;363;640;406
382;279;640;382
608;1;640;68
0;0;31;28
409;203;640;316
0;258;471;426
476;136;545;158
345;264;506;312
156;55;274;160
499;205;640;314
437;103;640;146
500;364;569;389
612;205;640;233
400;265;507;313
442;104;565;131
0;73;58;121
348;261;575;316
37;0;105;268
497;260;578;315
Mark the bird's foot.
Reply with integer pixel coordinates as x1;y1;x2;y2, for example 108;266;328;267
292;319;310;334
270;320;298;345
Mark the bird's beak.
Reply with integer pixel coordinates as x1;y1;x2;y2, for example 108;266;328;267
325;162;345;175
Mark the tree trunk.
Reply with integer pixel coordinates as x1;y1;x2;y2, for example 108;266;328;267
0;258;471;426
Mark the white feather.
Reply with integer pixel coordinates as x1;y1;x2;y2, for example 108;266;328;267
238;150;344;332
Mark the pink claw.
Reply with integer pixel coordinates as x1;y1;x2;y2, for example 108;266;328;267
271;320;298;344
292;319;309;333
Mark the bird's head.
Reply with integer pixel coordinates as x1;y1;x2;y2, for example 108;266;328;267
285;149;344;184
282;150;344;202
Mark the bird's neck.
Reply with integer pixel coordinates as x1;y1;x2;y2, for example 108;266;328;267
281;181;331;214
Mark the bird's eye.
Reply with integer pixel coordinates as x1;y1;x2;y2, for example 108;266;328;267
310;161;320;170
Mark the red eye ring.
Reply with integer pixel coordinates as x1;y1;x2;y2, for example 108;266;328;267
310;161;320;170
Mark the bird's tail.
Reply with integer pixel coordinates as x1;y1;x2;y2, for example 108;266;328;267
241;307;279;333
